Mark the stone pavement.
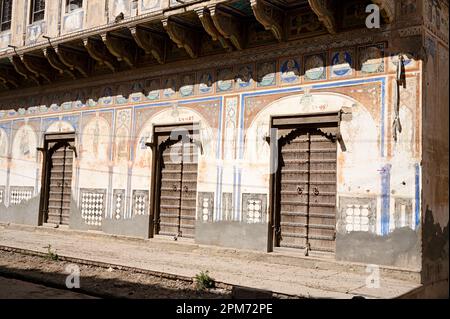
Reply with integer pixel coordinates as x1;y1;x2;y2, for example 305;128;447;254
0;223;421;299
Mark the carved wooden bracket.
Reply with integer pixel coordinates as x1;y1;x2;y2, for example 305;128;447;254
250;0;285;42
195;7;232;51
162;18;199;59
54;45;90;78
372;0;395;23
0;66;20;88
101;33;137;68
8;55;40;85
83;37;118;72
129;26;166;64
210;5;245;51
308;0;337;34
43;47;77;79
21;54;54;83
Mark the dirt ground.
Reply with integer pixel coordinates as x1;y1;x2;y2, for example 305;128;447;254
0;276;96;299
0;250;231;299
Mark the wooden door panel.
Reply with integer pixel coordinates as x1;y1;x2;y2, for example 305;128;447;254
157;132;198;239
46;142;73;226
276;127;337;253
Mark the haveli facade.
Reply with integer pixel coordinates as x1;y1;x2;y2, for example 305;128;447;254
0;0;448;295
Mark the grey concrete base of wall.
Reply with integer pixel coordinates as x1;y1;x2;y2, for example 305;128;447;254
102;215;150;238
0;195;40;226
69;199;92;231
336;227;421;269
195;221;269;252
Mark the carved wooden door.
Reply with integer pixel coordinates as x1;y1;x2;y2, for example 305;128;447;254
45;140;74;226
275;127;337;254
155;131;198;239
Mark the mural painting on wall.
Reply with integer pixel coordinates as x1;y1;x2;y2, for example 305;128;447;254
288;11;323;37
115;109;131;163
81;114;110;163
163;77;177;99
224;98;238;160
198;71;214;94
331;50;354;78
112;0;131;18
304;53;326;81
236;65;254;89
280;58;301;84
359;44;385;74
142;0;161;11
0;129;8;159
389;53;417;72
130;82;144;103
101;87;114;105
179;74;195;98
145;78;160;101
217;68;234;92
135;127;152;168
14;125;36;160
341;1;368;28
257;61;277;87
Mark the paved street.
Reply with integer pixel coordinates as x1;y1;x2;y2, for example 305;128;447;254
0;223;421;299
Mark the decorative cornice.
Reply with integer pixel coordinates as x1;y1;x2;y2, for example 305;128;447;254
308;0;336;34
0;26;395;103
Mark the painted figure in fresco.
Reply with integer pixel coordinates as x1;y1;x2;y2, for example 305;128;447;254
218;68;233;91
305;55;325;80
114;0;128;16
199;72;213;93
180;74;194;97
281;59;300;83
331;51;352;77
116;127;129;161
238;65;252;87
361;46;383;73
19;128;30;156
145;79;160;100
92;119;100;158
163;78;176;98
0;130;6;158
258;62;275;86
143;0;159;9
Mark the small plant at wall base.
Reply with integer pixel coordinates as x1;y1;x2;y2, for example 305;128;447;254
45;244;59;261
195;270;215;290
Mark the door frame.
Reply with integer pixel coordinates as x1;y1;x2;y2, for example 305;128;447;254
147;122;200;239
38;132;76;226
267;112;342;253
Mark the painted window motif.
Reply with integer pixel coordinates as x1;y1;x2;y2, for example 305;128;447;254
66;0;82;13
30;0;45;24
0;0;12;31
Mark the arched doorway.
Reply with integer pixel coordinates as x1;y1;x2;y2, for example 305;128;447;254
40;133;76;226
272;116;339;255
151;124;201;239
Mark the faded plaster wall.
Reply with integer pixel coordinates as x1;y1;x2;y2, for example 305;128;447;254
421;27;449;287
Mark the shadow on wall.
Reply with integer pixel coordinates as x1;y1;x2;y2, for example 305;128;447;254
422;206;449;284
